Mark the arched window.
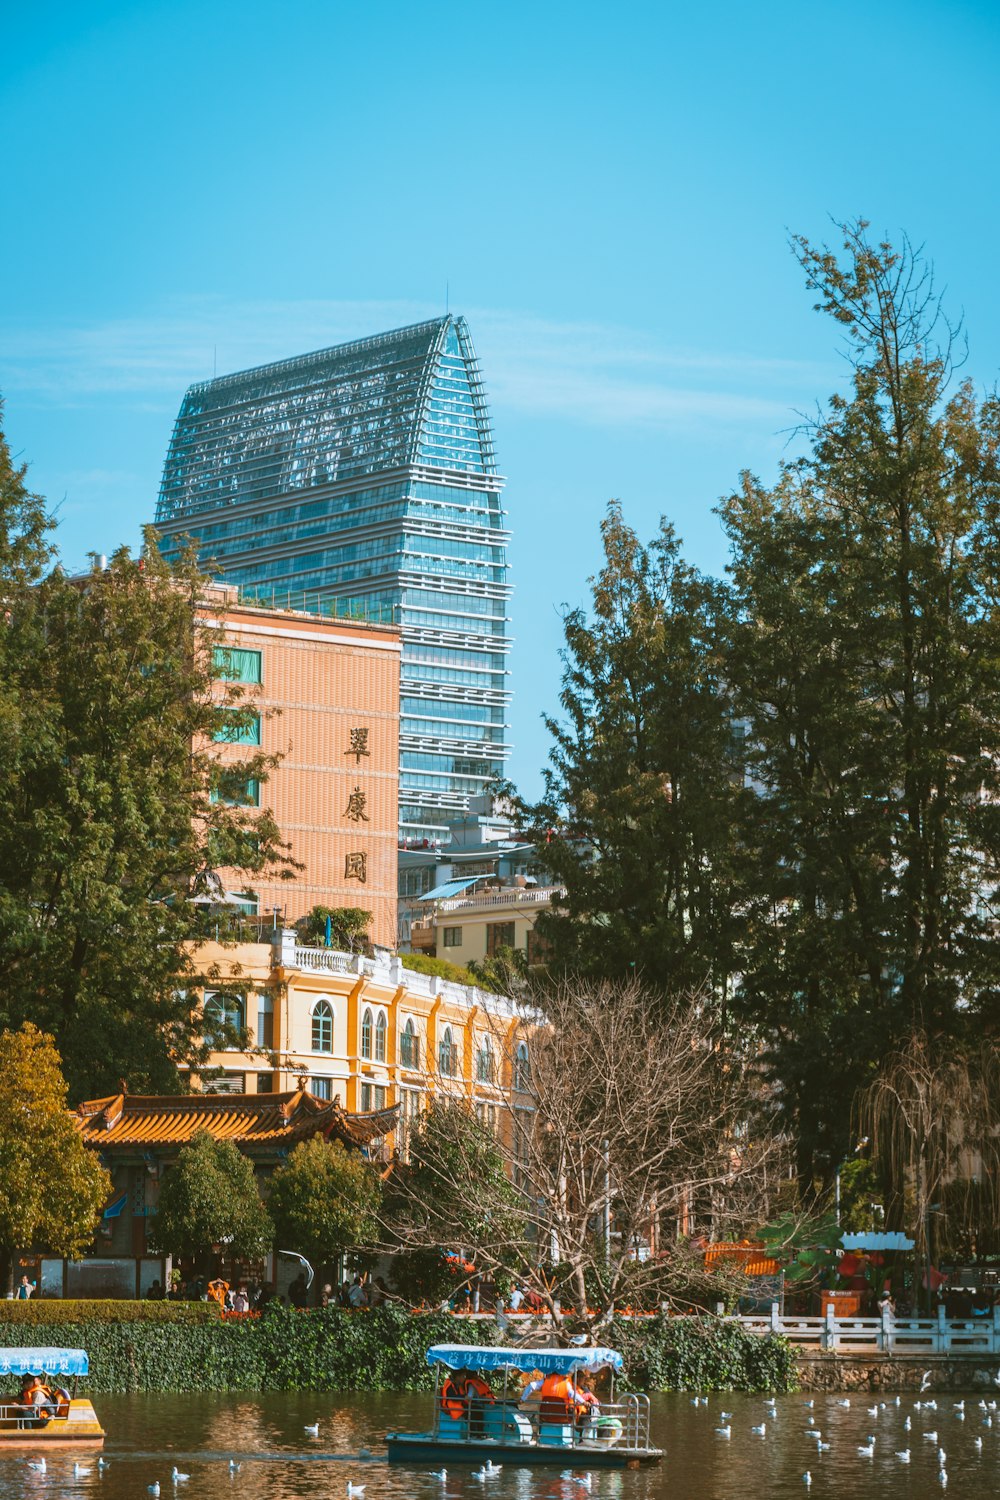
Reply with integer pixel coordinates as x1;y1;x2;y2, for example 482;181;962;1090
375;1010;387;1063
399;1017;419;1069
203;992;245;1049
514;1040;531;1092
312;999;333;1054
361;1007;373;1060
438;1025;456;1077
476;1036;494;1085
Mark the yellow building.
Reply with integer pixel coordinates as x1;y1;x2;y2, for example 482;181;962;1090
186;929;533;1158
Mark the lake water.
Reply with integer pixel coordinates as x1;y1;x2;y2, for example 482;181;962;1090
1;1389;996;1499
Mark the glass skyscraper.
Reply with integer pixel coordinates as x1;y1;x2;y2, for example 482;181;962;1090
154;316;510;841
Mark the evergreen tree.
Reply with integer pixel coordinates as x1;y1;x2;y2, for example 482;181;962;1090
149;1130;272;1264
0;407;296;1098
268;1136;382;1269
721;221;1000;1191
512;502;742;999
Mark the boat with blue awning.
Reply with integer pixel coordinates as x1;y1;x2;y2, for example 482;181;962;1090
0;1348;105;1448
385;1343;662;1468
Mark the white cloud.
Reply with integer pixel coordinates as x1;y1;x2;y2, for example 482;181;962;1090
0;297;832;435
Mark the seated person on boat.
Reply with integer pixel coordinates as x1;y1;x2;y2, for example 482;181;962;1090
440;1368;495;1435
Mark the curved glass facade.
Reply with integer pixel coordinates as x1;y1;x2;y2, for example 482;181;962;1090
154;316;510;839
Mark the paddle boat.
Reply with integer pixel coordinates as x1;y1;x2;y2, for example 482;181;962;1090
0;1347;104;1448
386;1342;662;1468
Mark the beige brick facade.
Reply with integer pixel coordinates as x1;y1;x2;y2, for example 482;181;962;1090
206;597;400;949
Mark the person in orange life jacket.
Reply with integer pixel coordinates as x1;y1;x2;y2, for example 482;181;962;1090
538;1371;586;1423
440;1369;494;1433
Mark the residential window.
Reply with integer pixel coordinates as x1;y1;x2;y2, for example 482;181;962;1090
210;774;260;807
202;1071;245;1095
399;1018;419;1070
311;1076;333;1101
312;999;334;1054
374;1011;387;1063
203;992;245;1049
256;994;274;1049
360;1083;387;1112
475;1101;498;1134
513;1041;531;1093
476;1036;494;1085
361;1007;373;1059
513;1106;534;1190
442;926;463;948
257;1072;275;1094
438;1025;456;1077
213;645;262;684
486;921;516;956
213;710;262;746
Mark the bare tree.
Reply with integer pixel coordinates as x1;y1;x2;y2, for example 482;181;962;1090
857;1033;1000;1305
385;977;784;1335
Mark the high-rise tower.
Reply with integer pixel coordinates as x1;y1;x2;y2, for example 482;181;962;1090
154;316;511;841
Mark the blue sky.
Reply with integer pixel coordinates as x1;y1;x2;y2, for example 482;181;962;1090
3;0;999;798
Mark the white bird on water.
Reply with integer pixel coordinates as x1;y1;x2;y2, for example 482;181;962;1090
429;1470;447;1481
904;1416;912;1431
867;1406;879;1418
720;1411;733;1421
715;1424;731;1439
920;1370;933;1392
229;1460;242;1473
974;1437;983;1452
803;1399;814;1409
148;1486;160;1498
939;1471;948;1487
346;1483;366;1498
304;1422;320;1436
74;1463;92;1477
858;1438;876;1457
937;1448;946;1467
896;1450;911;1463
924;1430;939;1443
98;1457;111;1470
837;1398;851;1408
802;1472;812;1487
752;1423;767;1436
27;1458;46;1473
484;1462;503;1475
172;1467;191;1484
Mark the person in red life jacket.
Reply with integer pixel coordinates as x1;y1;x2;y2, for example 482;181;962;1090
440;1370;471;1421
538;1371;582;1423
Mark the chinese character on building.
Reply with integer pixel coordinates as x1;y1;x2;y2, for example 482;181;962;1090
344;786;369;823
344;851;368;884
345;727;370;764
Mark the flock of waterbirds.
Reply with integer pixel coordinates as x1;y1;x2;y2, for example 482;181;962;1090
14;1377;1000;1495
698;1365;1000;1488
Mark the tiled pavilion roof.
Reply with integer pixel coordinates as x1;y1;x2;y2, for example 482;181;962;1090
73;1088;397;1152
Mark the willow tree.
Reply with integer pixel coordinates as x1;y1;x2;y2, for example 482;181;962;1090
721;221;1000;1192
857;1034;1000;1299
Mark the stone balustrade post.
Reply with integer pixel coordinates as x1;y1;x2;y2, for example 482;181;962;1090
936;1304;948;1353
880;1304;893;1354
822;1306;836;1351
770;1301;782;1334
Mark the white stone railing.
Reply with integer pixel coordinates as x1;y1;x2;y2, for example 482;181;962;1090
434;886;565;914
274;935;515;1013
734;1304;1000;1355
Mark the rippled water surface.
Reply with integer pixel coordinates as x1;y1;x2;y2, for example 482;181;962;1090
1;1389;997;1499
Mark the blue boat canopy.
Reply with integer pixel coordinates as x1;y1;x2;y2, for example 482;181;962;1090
0;1347;89;1377
426;1344;623;1375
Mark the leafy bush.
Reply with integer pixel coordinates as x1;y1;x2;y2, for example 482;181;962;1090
399;953;485;987
0;1299;220;1326
0;1306;796;1394
609;1313;796;1393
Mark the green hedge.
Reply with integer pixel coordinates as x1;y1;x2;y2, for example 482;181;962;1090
0;1307;795;1394
0;1300;220;1327
608;1314;796;1393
